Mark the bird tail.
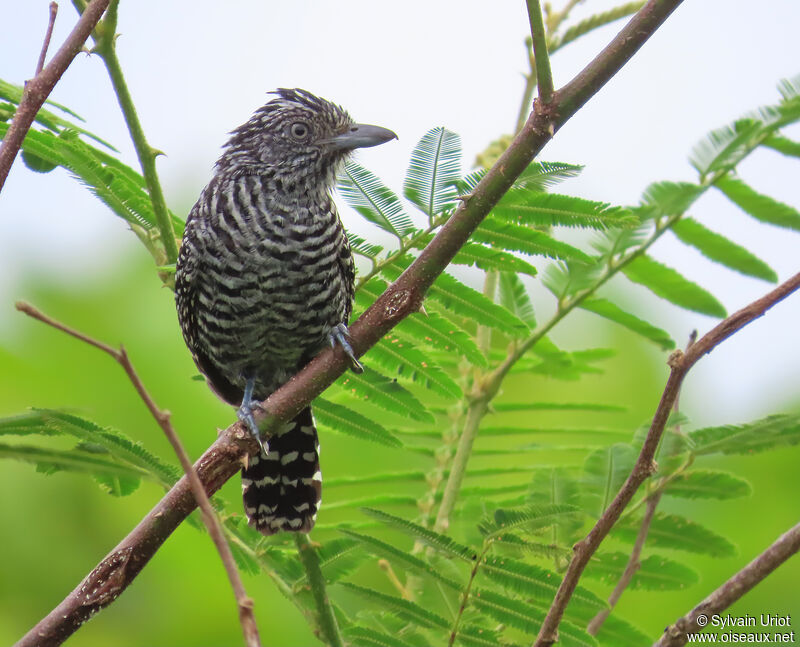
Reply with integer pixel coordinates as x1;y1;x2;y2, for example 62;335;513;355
241;406;321;535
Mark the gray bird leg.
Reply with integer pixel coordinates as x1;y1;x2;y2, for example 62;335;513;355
237;376;267;452
329;323;364;373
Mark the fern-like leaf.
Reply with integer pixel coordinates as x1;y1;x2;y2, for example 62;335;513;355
478;503;583;539
474;217;593;263
663;469;752;500
584;551;699;590
497;272;537;327
334;366;434;423
671;217;778;282
579;297;675;350
714;175;800;232
622;254;727;317
339;161;416;239
689;414;800;455
581;443;637;518
549;1;646;52
362;508;475;560
339;583;450;629
614;512;736;558
314;398;402;447
493;190;636;230
404;127;462;219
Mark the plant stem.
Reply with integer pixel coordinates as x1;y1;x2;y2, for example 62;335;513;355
433;395;489;533
294;534;344;647
91;0;179;264
527;0;554;103
447;543;490;647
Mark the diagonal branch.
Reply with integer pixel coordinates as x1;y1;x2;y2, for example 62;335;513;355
0;0;110;192
655;521;800;647
15;1;687;644
531;271;800;647
14;302;262;647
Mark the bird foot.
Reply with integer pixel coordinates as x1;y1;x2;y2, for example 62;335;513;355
238;377;267;452
328;323;363;373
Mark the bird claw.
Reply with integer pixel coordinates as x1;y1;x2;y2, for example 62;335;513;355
328;323;364;373
238;378;267;452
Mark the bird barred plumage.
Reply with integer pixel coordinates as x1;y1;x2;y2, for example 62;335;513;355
175;88;396;534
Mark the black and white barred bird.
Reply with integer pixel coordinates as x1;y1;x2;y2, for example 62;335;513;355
175;89;396;535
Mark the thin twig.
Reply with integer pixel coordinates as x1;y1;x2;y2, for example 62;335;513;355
16;1;688;643
448;544;490;647
527;0;554;103
655;521;800;647
294;534;344;647
586;330;696;635
14;302;262;647
531;271;800;647
0;0;110;192
81;0;179;265
35;4;59;76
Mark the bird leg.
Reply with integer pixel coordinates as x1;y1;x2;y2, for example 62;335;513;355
237;376;267;452
328;322;364;373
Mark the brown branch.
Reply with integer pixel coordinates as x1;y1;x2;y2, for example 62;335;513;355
532;271;800;647
16;1;689;643
655;521;800;647
0;0;109;193
14;302;262;647
587;331;696;635
35;4;59;76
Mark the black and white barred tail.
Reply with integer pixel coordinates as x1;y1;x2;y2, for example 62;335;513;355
242;406;321;534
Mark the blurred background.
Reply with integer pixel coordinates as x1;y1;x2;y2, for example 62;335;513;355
1;1;798;645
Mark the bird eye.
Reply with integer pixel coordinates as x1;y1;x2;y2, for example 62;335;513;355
289;122;310;140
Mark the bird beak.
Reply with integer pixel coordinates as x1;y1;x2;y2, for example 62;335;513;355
324;124;398;151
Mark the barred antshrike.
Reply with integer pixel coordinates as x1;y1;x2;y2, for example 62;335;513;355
175;89;396;534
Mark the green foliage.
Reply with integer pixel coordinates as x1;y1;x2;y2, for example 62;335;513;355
3;34;800;647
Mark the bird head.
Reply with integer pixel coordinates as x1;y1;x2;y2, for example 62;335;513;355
217;88;396;191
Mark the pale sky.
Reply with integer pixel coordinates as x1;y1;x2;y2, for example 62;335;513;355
1;1;799;424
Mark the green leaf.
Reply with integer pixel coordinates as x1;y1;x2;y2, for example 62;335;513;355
514;160;585;190
470;589;597;647
312;537;369;585
362;508;475;561
339;583;449;629
550;1;646;52
622;255;727;317
542;260;604;300
359;278;487;367
763;133;800;159
367;333;462;399
383;259;530;336
334;366;434;423
18;410;180;487
339;161;416;238
93;473;142;497
404;126;462;218
581;443;637;518
689;414;800;455
641;181;704;216
347;232;383;259
614;512;736;558
689;119;766;176
494;190;636;230
456;624;518;647
480;555;606;611
314;398;402;447
413;236;538;276
475;217;593;263
345;626;415;647
593;614;651;647
497;272;537;327
671;217;778;282
340;530;460;589
664;469;752;500
714;175;800;232
0;443;146;481
584;551;699;590
528;467;583;541
479;503;583;539
323;494;418;511
579;297;675;350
